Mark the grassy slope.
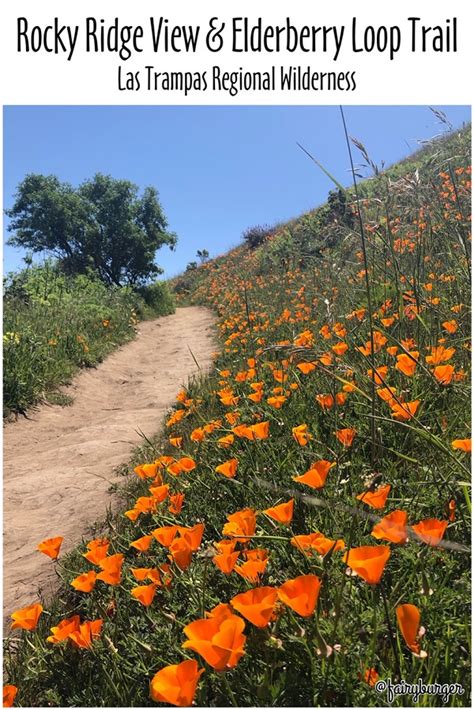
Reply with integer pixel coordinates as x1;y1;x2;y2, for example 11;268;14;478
4;127;471;707
3;265;175;416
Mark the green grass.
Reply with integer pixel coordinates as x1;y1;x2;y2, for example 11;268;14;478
3;263;175;417
3;126;471;707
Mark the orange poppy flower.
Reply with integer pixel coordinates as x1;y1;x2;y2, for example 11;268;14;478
293;460;334;489
68;619;103;649
234;558;268;583
218;434;235;447
371;510;408;544
177;523;205;551
11;603;43;631
425;346;455;365
230;586;278;627
291;532;345;557
83;538;109;565
248;390;263;403
376;386;397;403
130;535;154;552
169;492;185;515
169;537;193;570
215;459;238;478
149;484;170;501
411;518;448;547
152;526;178;547
96;554;124;586
396;604;427;657
395;352;419;377
248;421;270;439
213;550;240;575
277;574;321;617
316;394;335;410
134;462;161;479
37;536;63;560
335;428;356;447
169;436;183;448
292;424;313;446
3;686;18;708
71;570;97;593
150;659;204;707
332;342;348;356
362;668;379;687
442;320;458;334
131;584;157;607
190;427;206;442
356;484;391;509
182;614;246;670
342;546;390;584
390;400;420;421
47;615;81;643
174;457;197;474
297;361;317;374
452;438;471;452
267;395;287;409
222;508;256;542
367;366;388;386
263;499;294;525
433;364;454;385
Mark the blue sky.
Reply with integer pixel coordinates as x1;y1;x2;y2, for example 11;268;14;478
3;105;470;278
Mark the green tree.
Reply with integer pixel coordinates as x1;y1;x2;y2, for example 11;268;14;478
6;173;177;286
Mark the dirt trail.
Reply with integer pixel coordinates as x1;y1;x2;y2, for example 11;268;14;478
3;306;216;624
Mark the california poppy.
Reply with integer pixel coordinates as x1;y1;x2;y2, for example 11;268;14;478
371;510;408;544
134;462;161;479
169;492;185;515
131;584;157;607
11;603;43;631
83;538;109;565
213;550;240;575
222;508;256;542
291;532;345;557
169;537;193;570
234;558;268;583
152;526;178;547
68;619;103;649
96;554;124;586
396;604;427;657
396;352;419;377
293;460;334;489
37;536;63;560
230;586;278;627
297;361;317;374
292;424;313;446
182;614;246;670
451;438;471;452
130;535;154;552
390;400;420;421
150;659;204;707
71;570;97;593
263;499;294;525
433;364;454;385
361;668;379;687
47;615;81;643
411;518;448;547
356;484;391;509
335;428;356;447
277;574;321;617
149;484;170;501
342;546;390;584
3;686;18;707
177;523;205;551
215;459;238;479
316;394;335;410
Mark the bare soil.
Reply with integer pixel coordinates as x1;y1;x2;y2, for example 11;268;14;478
3;306;216;624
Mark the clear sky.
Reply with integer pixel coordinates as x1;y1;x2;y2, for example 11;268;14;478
3;105;470;278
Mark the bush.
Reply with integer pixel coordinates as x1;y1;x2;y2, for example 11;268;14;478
137;281;175;316
242;224;275;249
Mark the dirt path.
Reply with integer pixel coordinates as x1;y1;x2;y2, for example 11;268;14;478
3;306;216;624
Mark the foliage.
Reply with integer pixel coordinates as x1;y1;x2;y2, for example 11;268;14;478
242;224;278;250
3;126;471;708
6;173;177;287
3;262;149;416
137;281;176;317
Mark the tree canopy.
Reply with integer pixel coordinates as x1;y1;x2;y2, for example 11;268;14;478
6;173;177;286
